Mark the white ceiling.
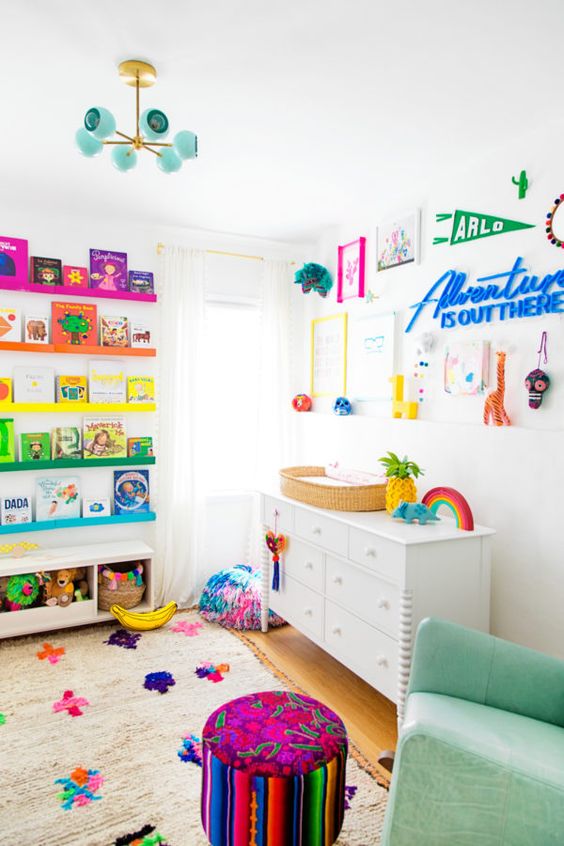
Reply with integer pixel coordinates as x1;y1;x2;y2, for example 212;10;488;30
0;0;561;243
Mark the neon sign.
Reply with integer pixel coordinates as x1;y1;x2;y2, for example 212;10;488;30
406;256;564;332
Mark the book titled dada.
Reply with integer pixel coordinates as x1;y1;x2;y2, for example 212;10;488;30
0;493;32;525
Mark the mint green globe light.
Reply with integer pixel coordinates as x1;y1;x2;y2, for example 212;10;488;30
75;59;198;176
75;128;103;157
111;146;137;172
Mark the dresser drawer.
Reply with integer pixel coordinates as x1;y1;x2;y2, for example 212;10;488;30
325;600;398;701
348;527;404;582
294;507;348;558
325;555;399;636
270;572;324;641
262;495;294;533
284;538;324;592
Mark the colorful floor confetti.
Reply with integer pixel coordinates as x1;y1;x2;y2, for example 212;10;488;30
178;733;203;766
36;642;65;664
195;661;230;683
144;671;175;695
170;619;203;637
53;690;90;718
54;767;104;811
104;629;142;650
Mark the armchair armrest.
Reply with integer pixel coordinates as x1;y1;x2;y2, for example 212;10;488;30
408;618;564;729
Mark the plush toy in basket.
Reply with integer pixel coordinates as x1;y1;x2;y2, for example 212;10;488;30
98;561;145;611
199;564;286;630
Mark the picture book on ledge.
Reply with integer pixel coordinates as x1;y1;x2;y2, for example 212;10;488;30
52;427;81;460
101;316;129;347
114;469;150;514
127;436;153;457
83;417;126;459
128;270;154;295
36;476;81;521
21;432;50;461
56;375;88;403
14;367;55;403
0;493;32;525
0;236;28;287
0;307;21;342
89;249;128;292
52;302;97;346
131;323;151;347
83;497;111;518
88;361;126;403
30;256;62;287
127;376;155;403
24;315;49;344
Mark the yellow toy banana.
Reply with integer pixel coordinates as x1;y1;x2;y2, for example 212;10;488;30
109;601;177;631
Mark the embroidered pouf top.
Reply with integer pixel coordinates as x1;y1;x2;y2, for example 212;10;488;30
201;690;348;846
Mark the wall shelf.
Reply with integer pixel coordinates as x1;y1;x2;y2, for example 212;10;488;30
0;280;156;303
0;456;156;472
0;341;156;357
0;511;156;534
0;402;156;412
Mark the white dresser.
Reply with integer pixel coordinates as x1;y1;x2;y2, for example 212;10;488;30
260;491;494;722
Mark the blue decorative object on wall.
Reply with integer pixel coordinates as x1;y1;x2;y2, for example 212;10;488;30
294;263;333;297
333;396;352;415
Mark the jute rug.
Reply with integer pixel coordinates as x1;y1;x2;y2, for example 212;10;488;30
0;611;388;845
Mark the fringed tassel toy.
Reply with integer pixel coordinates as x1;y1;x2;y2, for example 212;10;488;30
265;510;287;592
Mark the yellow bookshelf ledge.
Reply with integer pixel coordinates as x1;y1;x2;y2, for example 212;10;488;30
0;402;156;413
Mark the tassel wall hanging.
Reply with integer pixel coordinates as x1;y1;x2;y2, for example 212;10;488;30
525;331;550;409
265;510;287;592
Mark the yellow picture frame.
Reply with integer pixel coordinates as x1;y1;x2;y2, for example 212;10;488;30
310;313;348;398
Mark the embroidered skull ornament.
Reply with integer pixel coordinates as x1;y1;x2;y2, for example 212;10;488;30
525;368;550;409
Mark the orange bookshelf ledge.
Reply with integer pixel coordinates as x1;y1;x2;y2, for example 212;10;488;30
0;341;155;357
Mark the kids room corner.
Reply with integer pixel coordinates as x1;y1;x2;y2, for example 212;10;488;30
1;4;564;846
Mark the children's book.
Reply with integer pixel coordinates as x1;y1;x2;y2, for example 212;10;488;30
52;302;97;346
100;316;129;347
24;315;49;344
63;265;89;288
0;418;15;462
89;249;128;292
83;497;111;518
36;476;80;521
51;427;81;460
0;236;28;286
0;379;12;403
0;307;21;342
114;469;150;514
83;417;126;459
21;432;50;461
127;436;153;457
130;323;152;347
127;376;155;403
56;375;88;403
128;271;154;295
88;360;126;403
13;367;55;403
30;257;63;286
0;493;32;525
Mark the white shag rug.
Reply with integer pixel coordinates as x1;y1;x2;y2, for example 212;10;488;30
0;611;387;845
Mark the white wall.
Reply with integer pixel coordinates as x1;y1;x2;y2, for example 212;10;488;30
292;126;564;657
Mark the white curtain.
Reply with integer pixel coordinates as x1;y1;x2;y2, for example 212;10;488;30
155;246;206;606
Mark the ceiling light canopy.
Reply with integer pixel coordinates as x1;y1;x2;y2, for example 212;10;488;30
75;59;198;174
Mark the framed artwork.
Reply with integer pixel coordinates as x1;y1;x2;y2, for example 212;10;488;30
337;237;366;303
376;211;419;271
347;312;396;401
310;313;348;398
444;341;490;395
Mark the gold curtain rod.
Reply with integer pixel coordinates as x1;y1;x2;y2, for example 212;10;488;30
156;242;295;264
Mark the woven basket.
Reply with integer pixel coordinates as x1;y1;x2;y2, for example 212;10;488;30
98;563;146;611
279;466;386;512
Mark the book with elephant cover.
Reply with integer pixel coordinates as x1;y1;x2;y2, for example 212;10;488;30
24;315;49;344
36;476;80;521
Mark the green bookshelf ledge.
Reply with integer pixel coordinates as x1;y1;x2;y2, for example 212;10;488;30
0;456;156;472
0;512;156;534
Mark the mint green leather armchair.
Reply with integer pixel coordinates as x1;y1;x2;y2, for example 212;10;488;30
381;618;564;845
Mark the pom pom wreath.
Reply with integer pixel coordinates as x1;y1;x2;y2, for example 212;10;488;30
178;733;203;766
104;628;142;650
294;263;333;297
6;573;40;609
144;671;175;695
199;564;286;630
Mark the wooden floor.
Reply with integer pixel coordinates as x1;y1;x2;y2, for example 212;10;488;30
246;624;397;783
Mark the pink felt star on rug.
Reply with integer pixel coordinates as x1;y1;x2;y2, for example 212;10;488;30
37;643;65;665
171;620;204;637
53;690;90;718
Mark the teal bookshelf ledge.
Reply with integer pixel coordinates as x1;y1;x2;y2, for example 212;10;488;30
0;512;156;534
0;456;156;472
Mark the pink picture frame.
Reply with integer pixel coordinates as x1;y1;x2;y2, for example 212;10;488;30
337;236;366;303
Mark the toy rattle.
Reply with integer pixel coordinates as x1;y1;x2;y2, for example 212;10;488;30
265;509;287;592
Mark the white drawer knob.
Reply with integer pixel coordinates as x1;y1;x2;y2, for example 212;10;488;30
304;607;313;616
377;598;390;609
304;561;314;570
312;525;322;535
332;626;342;635
333;575;343;585
376;655;388;667
364;546;377;557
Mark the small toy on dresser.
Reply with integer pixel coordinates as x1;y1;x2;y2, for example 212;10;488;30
379;451;424;514
392;501;440;525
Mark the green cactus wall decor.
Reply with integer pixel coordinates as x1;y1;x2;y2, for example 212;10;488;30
511;170;528;199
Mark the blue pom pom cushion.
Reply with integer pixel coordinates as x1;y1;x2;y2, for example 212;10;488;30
199;564;285;630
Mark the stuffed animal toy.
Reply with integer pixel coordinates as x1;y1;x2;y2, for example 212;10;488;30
45;568;88;608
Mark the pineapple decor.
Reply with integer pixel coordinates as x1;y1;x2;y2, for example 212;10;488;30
379;452;424;515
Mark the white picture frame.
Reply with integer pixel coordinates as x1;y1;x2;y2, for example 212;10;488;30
376;210;420;272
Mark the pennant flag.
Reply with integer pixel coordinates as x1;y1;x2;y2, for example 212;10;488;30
433;209;535;246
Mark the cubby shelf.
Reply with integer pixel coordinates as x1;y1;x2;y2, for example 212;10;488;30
0;402;156;412
0;281;157;303
0;511;156;534
0;341;156;357
0;456;156;472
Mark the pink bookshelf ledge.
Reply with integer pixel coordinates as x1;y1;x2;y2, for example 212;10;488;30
0;280;157;303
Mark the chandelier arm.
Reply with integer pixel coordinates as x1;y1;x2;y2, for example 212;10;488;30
115;130;136;143
103;140;134;146
142;142;173;147
136;73;140;137
142;144;163;157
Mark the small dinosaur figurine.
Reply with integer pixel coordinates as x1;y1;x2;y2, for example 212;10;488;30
392;501;440;525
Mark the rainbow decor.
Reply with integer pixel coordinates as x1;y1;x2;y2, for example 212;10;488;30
421;487;474;531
